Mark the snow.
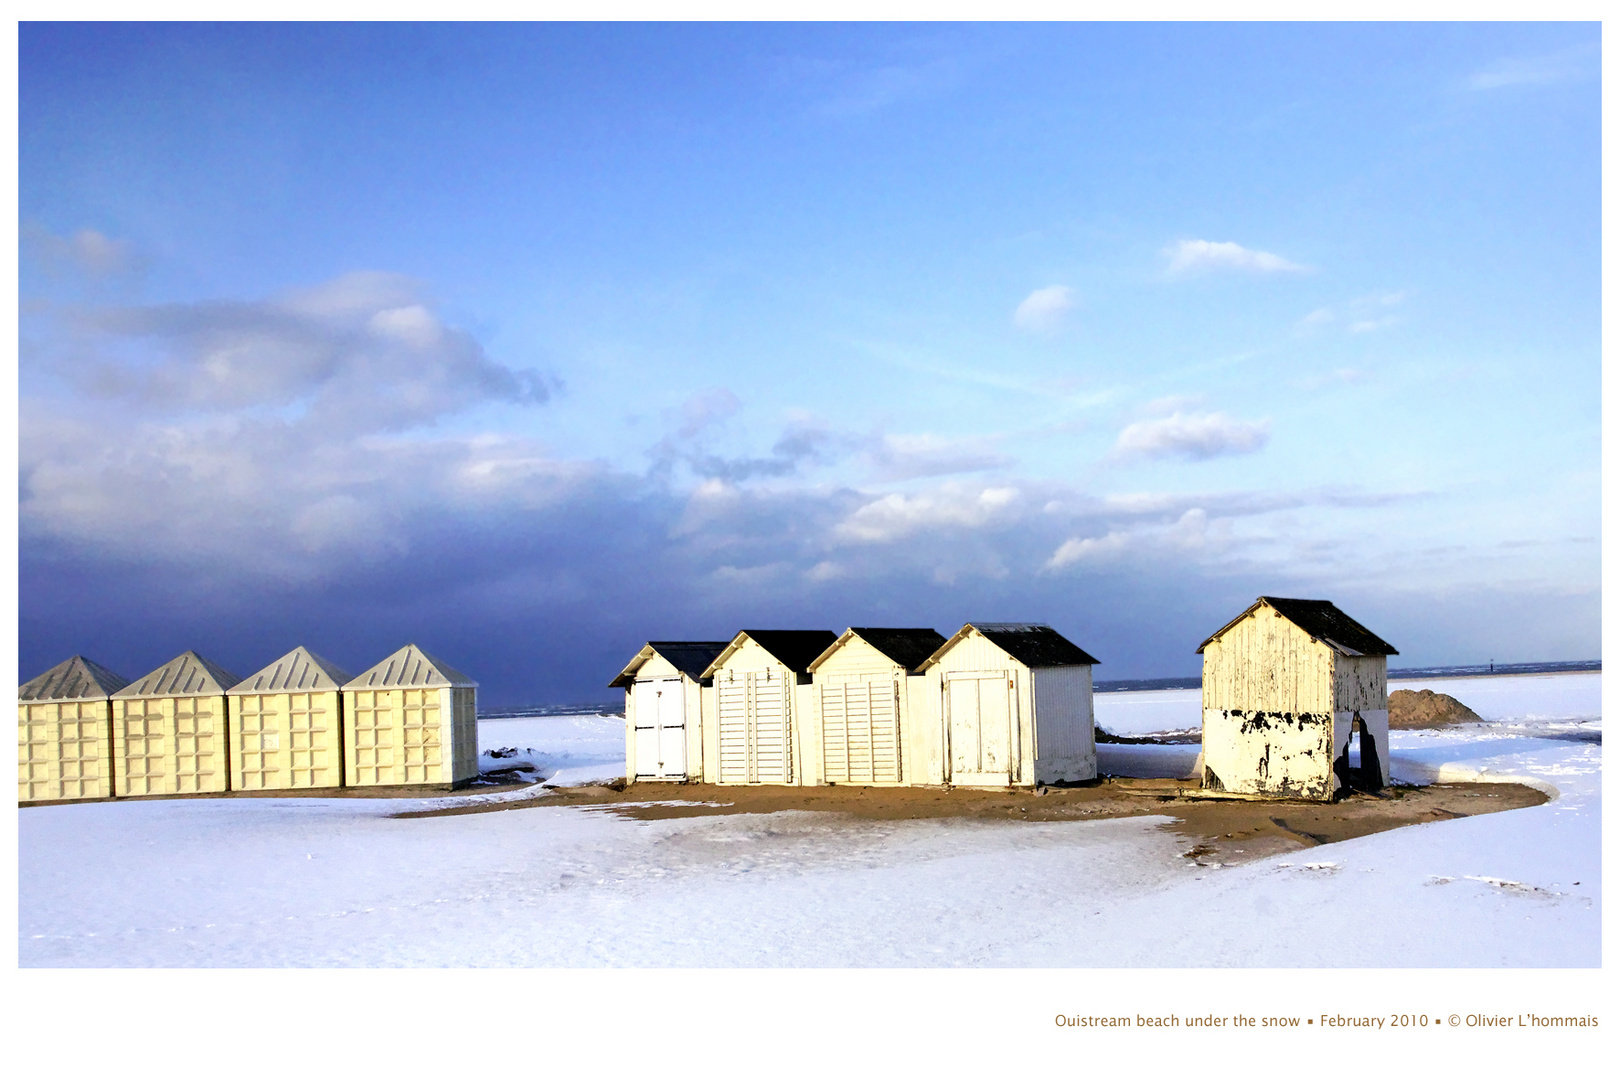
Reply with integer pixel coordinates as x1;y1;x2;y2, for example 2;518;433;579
1095;686;1201;738
477;712;624;787
18;673;1599;967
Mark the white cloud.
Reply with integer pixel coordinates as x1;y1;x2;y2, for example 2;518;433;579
835;484;1021;544
1013;285;1075;332
1045;531;1129;569
1112;411;1271;462
1467;44;1598;91
1165;239;1306;276
1348;316;1399;334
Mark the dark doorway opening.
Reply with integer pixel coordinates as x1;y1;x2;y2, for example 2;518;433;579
1350;714;1382;793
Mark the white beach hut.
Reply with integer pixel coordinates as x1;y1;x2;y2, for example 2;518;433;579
611;641;728;783
805;627;946;786
341;644;478;788
18;656;130;802
698;630;836;786
228;646;353;791
111;651;241;796
1197;596;1397;801
918;623;1099;787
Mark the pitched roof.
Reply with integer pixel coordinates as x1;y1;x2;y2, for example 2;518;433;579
700;630;838;678
922;623;1100;670
1196;596;1398;657
229;646;353;694
18;655;130;702
808;628;948;674
342;644;477;689
609;641;730;688
113;651;242;699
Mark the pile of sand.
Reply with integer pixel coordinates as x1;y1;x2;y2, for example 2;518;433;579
1389;688;1483;729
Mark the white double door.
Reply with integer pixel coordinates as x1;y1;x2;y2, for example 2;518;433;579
820;675;902;784
716;670;792;784
632;678;688;780
946;671;1017;786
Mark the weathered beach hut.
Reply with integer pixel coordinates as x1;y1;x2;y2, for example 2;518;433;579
1196;596;1398;801
805;627;947;786
227;647;353;790
341;644;478;788
699;630;836;785
611;641;728;783
111;651;241;796
918;623;1099;787
18;656;130;802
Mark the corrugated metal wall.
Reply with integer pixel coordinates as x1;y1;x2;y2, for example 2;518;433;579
1031;665;1097;783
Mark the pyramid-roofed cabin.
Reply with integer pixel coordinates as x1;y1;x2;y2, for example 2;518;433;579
227;647;352;791
698;630;837;785
111;651;241;796
918;623;1100;787
804;628;947;786
18;656;130;802
340;644;479;788
1197;596;1398;801
612;641;728;783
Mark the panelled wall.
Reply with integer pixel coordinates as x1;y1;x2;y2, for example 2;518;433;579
112;694;230;796
231;690;343;790
18;700;115;801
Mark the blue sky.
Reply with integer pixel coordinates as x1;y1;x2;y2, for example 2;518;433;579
18;22;1600;705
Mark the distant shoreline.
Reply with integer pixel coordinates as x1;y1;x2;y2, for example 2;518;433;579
1091;659;1600;695
477;659;1601;717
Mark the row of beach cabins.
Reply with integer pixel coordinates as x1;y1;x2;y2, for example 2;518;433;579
18;644;477;803
613;596;1399;802
18;596;1398;805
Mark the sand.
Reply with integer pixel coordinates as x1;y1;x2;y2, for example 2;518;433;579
394;777;1547;867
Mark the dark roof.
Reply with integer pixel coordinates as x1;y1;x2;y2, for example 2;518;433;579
969;623;1100;668
847;628;948;672
1197;596;1398;657
19;655;130;702
646;641;730;680
609;641;730;688
736;630;838;674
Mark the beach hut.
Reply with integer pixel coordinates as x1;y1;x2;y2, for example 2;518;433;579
805;628;946;786
918;623;1099;787
611;641;728;783
1196;596;1398;801
699;630;836;785
111;651;241;796
18;656;130;802
228;647;353;791
341;644;478;788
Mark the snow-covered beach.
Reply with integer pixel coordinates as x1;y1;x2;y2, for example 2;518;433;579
18;672;1599;967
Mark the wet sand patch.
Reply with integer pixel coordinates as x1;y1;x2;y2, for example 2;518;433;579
396;777;1547;865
